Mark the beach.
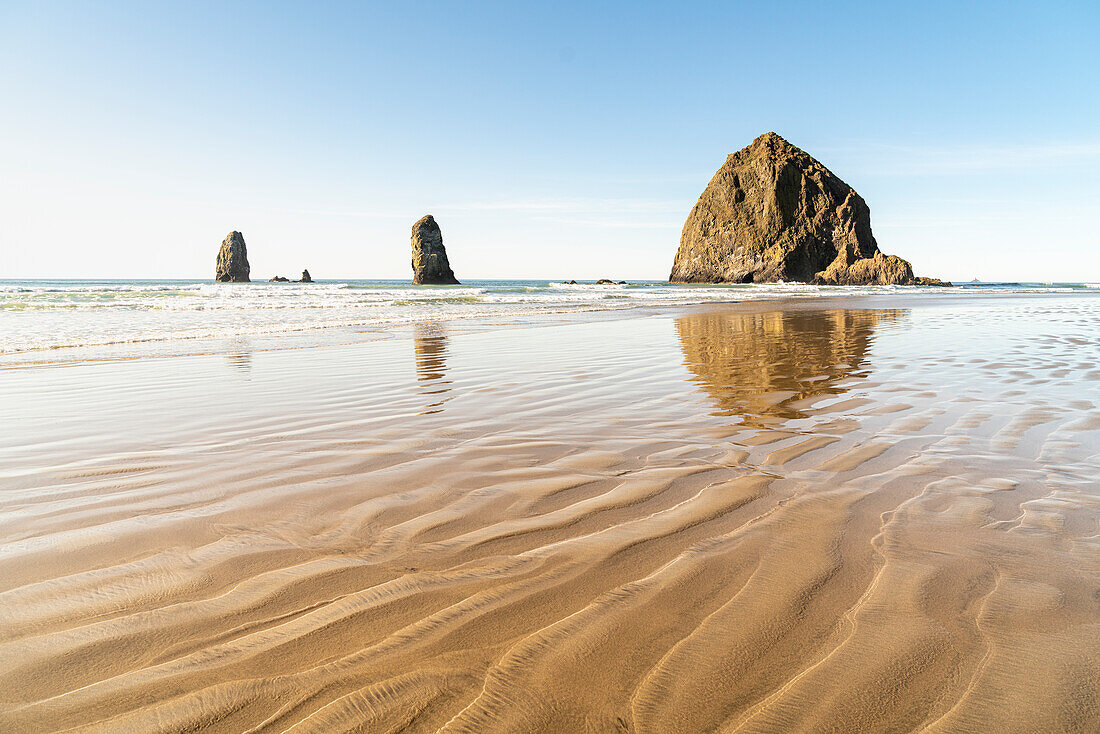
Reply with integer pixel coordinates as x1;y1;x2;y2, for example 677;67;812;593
1;289;1098;732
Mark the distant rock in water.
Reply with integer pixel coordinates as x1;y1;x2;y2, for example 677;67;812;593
669;133;946;286
562;279;627;285
268;268;312;283
215;231;251;283
411;215;459;285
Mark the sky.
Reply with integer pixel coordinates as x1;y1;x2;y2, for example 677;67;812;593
1;0;1098;282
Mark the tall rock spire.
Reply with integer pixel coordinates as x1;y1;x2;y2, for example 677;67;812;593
411;215;459;285
215;231;251;283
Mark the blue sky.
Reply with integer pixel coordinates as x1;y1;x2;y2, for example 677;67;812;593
1;1;1097;281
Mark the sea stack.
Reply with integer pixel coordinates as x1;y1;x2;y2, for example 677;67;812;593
215;231;251;283
411;215;459;285
669;133;945;285
299;269;312;283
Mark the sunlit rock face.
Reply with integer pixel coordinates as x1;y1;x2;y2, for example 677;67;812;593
215;231;250;283
669;133;945;285
411;215;459;285
676;307;903;427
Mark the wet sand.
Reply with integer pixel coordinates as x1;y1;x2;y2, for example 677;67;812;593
1;294;1098;733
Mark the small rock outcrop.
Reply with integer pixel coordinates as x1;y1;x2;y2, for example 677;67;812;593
669;133;946;286
215;231;251;282
411;215;459;285
563;279;628;285
269;270;312;283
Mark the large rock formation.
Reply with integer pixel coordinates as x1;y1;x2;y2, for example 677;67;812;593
215;231;250;282
669;133;945;286
411;215;459;285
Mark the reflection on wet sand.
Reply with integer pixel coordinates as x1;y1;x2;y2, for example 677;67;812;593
224;338;253;376
225;352;252;375
414;322;451;414
677;308;903;427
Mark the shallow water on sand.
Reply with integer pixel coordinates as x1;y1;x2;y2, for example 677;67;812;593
1;293;1098;732
2;278;1095;366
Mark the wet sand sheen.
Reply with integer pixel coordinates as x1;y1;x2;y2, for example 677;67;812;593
1;294;1098;733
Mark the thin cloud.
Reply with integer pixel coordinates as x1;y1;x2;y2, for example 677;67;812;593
439;198;690;215
257;198;692;220
827;140;1100;175
530;216;680;229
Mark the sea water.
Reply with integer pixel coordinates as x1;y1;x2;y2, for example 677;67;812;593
1;278;1097;366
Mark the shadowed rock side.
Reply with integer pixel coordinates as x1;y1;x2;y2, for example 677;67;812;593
669;133;946;285
677;308;903;427
411;215;459;285
215;231;250;283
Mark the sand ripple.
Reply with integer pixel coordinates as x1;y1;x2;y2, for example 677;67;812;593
1;295;1098;732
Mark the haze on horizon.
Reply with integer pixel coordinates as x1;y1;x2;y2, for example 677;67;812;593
1;1;1097;283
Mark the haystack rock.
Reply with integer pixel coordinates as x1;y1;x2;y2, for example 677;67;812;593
411;215;459;285
215;231;250;282
298;269;312;283
669;133;946;286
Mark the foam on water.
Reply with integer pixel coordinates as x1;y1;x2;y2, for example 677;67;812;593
0;278;1094;364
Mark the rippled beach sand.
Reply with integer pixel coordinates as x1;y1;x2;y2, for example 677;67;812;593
1;293;1098;733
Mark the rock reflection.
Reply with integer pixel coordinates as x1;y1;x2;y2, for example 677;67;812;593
225;341;253;377
676;308;904;427
414;322;452;415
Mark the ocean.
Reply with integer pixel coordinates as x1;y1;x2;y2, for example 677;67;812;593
3;278;1098;367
